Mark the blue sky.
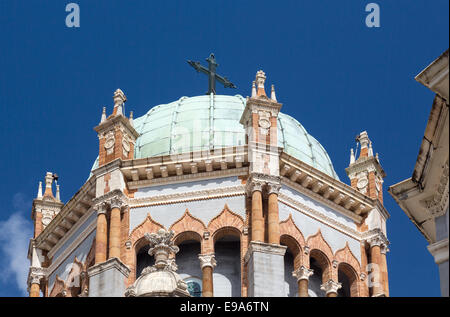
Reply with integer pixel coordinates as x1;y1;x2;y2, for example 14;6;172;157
0;0;448;297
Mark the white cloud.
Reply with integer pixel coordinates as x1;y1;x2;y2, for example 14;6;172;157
0;193;33;296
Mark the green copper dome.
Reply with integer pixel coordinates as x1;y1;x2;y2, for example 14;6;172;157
125;94;339;180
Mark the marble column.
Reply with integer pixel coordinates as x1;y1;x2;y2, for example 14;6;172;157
95;203;108;264
199;254;217;297
267;184;281;245
292;266;314;297
320;279;342;297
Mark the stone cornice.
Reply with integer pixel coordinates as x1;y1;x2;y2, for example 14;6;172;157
35;176;96;252
281;177;364;223
126;167;249;190
278;193;363;241
280;153;378;217
47;207;96;260
346;156;386;179
94;114;139;139
129;185;245;208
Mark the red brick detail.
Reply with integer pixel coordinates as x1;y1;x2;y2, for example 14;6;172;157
34;211;43;238
279;214;306;268
170;209;208;253
306;230;334;282
335;243;362;297
207;204;245;238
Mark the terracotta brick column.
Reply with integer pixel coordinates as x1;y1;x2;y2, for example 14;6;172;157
109;198;123;259
320;280;342;297
29;283;40;297
293;266;314;297
250;182;264;242
28;268;44;297
367;234;388;297
95;204;108;264
199;254;217;297
381;246;389;297
267;184;281;245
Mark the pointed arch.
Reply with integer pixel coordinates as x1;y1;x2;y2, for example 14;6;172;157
335;243;362;297
334;242;361;274
208;204;245;237
170;209;207;239
128;213;165;248
279;214;306;247
306;229;334;264
306;230;334;283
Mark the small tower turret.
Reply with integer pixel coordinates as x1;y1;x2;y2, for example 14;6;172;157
346;131;386;203
94;89;139;167
31;172;63;238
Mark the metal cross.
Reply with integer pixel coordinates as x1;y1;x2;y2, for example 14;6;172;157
187;53;237;95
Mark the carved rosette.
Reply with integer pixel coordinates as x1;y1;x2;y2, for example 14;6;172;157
198;254;217;270
292;266;314;281
320;279;342;295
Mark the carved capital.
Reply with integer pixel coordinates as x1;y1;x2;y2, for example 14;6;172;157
320;279;342;295
366;230;389;249
198;253;217;270
292;266;314;281
28;267;45;286
267;183;281;196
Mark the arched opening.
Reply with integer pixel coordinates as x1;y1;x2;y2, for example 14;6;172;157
337;263;359;297
136;243;155;278
308;250;330;297
280;235;302;297
213;227;241;297
174;231;203;297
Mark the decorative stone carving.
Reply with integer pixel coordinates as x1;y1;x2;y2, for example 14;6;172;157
28;267;45;287
292;266;314;281
198;254;217;269
366;230;389;249
320;279;342;295
125;229;190;297
267;183;281;195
